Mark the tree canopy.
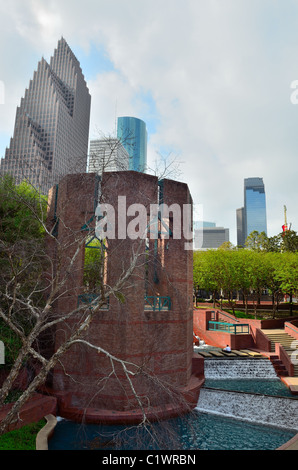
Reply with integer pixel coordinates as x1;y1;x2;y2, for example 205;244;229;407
0;175;49;367
194;229;298;315
0;174;47;243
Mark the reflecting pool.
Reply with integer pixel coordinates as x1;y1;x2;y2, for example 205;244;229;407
48;411;296;451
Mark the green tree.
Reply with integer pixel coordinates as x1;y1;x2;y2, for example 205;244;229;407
193;250;219;307
264;252;283;317
245;231;268;251
263;234;282;252
280;230;298;252
0;175;47;243
193;250;240;312
233;250;255;314
273;252;298;315
216;250;239;313
83;237;105;293
0;175;48;366
247;252;270;317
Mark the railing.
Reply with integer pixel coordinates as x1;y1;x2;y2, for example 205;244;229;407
78;293;109;310
78;294;171;312
210;310;240;323
208;321;250;335
218;311;240;323
144;296;171;311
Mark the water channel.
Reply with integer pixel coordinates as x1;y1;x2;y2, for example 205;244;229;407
49;356;298;450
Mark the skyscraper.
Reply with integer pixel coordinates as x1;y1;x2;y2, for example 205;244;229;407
0;37;91;194
117;116;147;172
236;207;245;247
237;177;267;246
88;138;129;175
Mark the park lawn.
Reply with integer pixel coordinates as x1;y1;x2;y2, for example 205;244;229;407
0;419;46;450
225;309;263;319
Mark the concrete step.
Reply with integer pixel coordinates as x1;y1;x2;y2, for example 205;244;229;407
231;350;249;357
262;330;296;352
239;350;264;358
270;359;289;376
262;329;298;376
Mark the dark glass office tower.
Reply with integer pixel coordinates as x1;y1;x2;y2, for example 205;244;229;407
117;116;147;172
0;37;91;194
237;177;267;246
236;207;245;247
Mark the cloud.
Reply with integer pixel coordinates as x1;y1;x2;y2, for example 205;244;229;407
1;0;298;243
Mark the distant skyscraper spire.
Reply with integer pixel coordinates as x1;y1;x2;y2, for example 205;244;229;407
1;37;91;193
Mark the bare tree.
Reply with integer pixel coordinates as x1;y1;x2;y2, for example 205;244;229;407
0;168;194;447
88;130;131;176
146;150;183;182
0;184;152;428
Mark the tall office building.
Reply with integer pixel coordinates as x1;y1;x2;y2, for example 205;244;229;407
237;177;267;246
117;116;147;172
88;138;129;174
236;207;245;247
0;37;91;194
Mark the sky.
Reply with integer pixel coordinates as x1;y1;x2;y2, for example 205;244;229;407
1;0;298;245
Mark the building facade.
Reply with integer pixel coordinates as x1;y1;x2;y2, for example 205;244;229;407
237;177;267;246
45;171;201;423
117;116;147;172
0;37;91;194
88;138;129;174
194;224;230;250
236;207;245;247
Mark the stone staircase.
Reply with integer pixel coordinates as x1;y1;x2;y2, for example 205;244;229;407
261;329;298;377
270;356;289;377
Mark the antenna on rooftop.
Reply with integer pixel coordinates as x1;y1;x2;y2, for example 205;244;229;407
114;99;118;137
282;205;292;232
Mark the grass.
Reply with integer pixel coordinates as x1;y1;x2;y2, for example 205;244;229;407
224;309;263;320
0;419;46;450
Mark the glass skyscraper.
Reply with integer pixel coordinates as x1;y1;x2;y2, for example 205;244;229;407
117;116;147;172
236;207;245;247
0;37;91;194
237;177;267;246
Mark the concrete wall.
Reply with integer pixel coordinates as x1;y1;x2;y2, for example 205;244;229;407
193;309;254;349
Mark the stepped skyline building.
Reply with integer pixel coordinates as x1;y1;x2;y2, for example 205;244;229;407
0;37;91;194
237;177;267;246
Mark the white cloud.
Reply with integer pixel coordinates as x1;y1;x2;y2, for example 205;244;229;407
1;0;298;243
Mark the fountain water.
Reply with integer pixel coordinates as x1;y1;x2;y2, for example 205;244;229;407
197;358;298;431
204;358;278;379
49;358;298;450
196;388;298;431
